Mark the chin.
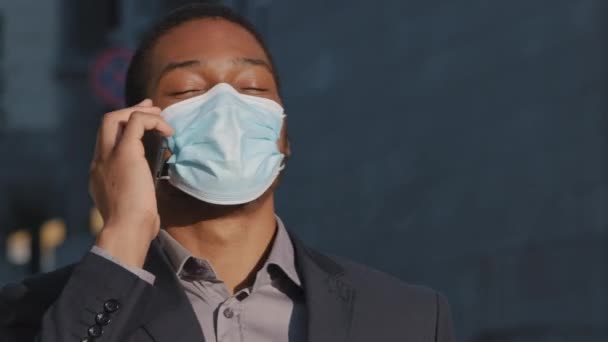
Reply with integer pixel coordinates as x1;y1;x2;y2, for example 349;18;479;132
156;181;275;222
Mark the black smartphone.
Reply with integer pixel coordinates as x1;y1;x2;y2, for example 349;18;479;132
153;138;169;189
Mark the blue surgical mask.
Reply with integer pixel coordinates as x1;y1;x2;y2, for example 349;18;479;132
160;83;285;205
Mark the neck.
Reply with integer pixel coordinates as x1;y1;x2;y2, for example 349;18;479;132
160;190;278;294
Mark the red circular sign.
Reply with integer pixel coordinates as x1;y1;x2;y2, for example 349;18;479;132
90;48;133;109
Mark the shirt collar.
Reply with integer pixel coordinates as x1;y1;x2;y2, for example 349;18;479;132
158;229;219;281
265;215;301;287
157;215;301;288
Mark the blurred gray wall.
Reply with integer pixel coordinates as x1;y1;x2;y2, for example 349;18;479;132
266;1;607;341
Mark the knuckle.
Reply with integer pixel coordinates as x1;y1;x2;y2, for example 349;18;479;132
114;141;135;156
101;113;114;126
112;141;127;154
102;107;137;124
101;110;128;127
129;111;147;122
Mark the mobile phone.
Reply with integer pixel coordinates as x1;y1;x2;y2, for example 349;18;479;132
153;137;169;189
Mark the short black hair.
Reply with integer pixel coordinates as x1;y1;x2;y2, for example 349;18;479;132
124;3;279;106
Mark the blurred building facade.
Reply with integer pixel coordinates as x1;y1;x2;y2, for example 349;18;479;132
0;0;605;341
0;0;65;278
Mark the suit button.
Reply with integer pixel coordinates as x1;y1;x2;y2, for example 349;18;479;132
95;312;111;325
88;325;103;338
103;299;120;313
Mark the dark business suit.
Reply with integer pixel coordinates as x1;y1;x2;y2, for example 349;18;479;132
0;234;455;341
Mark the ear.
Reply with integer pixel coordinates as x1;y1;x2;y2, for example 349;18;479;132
284;133;291;159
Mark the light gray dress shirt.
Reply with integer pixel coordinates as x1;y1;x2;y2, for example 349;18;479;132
93;216;306;342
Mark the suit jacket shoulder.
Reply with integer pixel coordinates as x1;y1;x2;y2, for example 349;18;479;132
307;249;454;342
334;253;443;306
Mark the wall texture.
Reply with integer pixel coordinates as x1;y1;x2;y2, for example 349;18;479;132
265;1;607;340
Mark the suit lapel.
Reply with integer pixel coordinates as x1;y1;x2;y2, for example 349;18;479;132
292;237;356;342
140;239;205;342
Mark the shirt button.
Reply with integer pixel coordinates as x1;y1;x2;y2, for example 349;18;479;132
95;312;111;325
103;299;120;313
88;325;103;338
223;307;234;318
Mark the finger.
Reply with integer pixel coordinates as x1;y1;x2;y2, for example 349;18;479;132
94;106;162;160
97;106;162;157
138;98;153;107
120;112;173;147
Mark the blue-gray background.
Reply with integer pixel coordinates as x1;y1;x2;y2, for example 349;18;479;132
0;0;605;341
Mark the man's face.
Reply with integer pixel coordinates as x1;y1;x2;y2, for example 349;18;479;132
146;17;289;158
144;18;289;207
147;18;281;109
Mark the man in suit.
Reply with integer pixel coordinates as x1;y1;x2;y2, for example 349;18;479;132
0;3;455;342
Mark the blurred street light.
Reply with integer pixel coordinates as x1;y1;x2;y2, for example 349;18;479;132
40;218;66;251
6;229;31;265
40;218;67;272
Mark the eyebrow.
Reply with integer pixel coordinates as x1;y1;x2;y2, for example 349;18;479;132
233;57;273;72
158;60;202;79
156;56;274;83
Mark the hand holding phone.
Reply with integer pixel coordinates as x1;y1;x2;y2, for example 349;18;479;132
89;99;173;268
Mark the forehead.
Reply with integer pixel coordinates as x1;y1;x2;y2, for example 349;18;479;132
150;18;270;70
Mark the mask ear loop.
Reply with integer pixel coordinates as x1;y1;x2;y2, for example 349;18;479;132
159;164;170;180
278;113;288;171
279;152;288;171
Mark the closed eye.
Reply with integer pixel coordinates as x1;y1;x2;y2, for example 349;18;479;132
168;89;203;96
241;87;268;93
